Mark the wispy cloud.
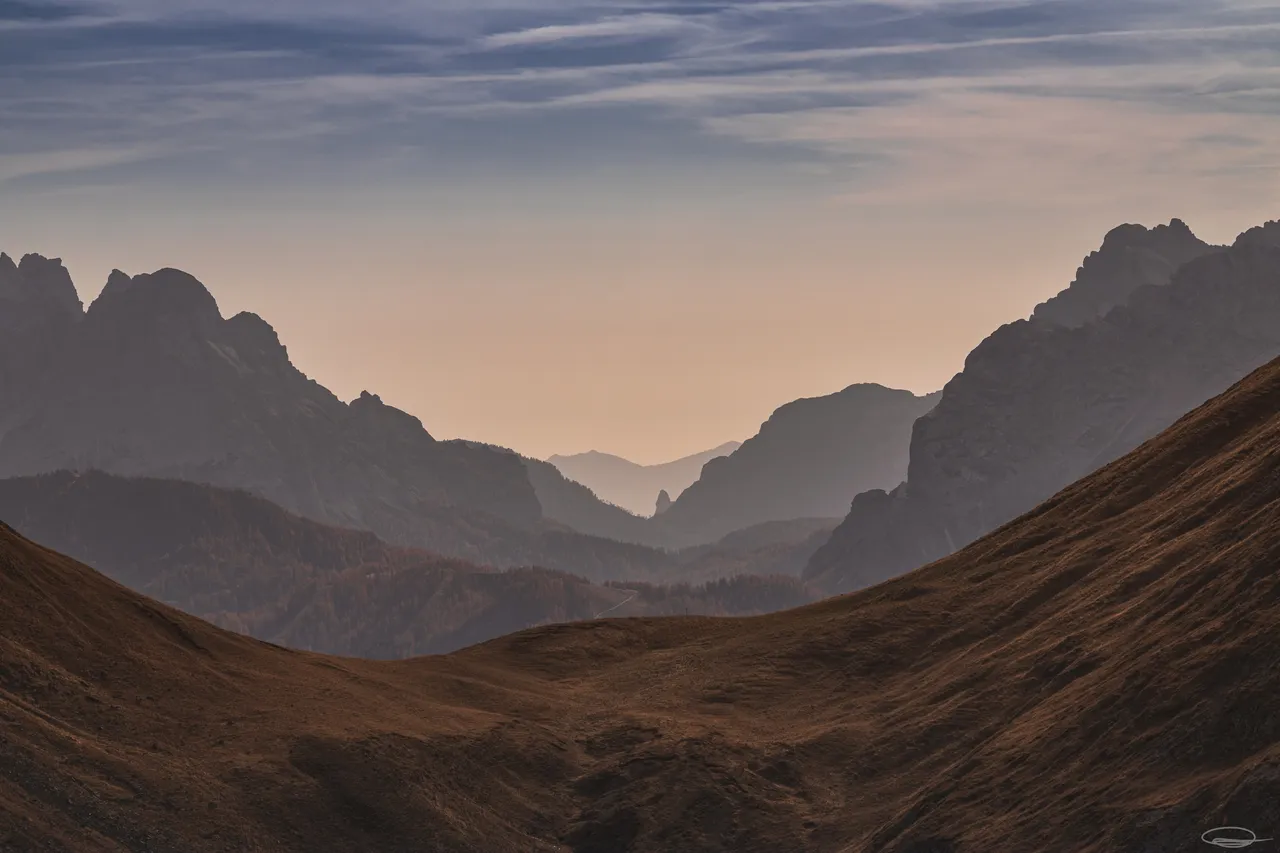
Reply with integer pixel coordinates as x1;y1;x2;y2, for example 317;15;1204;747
0;145;159;183
481;13;705;48
3;0;1279;200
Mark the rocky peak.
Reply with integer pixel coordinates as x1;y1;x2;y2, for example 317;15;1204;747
1031;218;1217;329
0;252;85;410
0;252;83;319
87;268;222;330
654;489;672;515
17;254;83;316
1234;220;1280;250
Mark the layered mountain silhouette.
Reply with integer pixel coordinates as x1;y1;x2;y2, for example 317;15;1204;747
650;384;940;547
0;260;718;578
548;442;741;516
808;218;1280;593
6;347;1280;851
0;263;534;524
0;470;817;657
0;256;924;571
466;443;658;544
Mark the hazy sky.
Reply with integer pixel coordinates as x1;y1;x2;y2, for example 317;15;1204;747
3;0;1278;463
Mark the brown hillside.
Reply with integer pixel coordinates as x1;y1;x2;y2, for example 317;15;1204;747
7;356;1280;851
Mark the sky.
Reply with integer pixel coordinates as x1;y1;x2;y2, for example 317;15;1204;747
2;0;1279;464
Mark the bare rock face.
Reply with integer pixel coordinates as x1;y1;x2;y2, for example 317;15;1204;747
807;219;1280;594
651;384;941;547
0;253;84;415
0;262;543;549
654;489;672;515
1031;219;1214;328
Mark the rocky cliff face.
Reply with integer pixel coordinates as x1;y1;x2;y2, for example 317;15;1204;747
0;263;543;550
807;219;1280;593
651;384;941;547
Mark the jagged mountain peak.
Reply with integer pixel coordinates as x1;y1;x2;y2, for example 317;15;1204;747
1234;219;1280;250
1031;217;1216;329
809;215;1280;595
88;267;222;328
0;251;83;318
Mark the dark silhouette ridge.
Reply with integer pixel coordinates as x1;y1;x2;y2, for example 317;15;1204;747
650;383;941;547
808;217;1280;594
6;350;1280;850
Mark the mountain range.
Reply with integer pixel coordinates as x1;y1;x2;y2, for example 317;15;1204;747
5;343;1280;852
807;219;1280;594
0;255;935;570
548;443;741;516
4;217;1279;614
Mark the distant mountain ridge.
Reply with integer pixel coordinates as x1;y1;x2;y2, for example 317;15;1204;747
650;383;941;547
807;218;1280;593
548;442;741;516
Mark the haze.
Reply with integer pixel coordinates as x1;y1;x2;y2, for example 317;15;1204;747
3;0;1278;463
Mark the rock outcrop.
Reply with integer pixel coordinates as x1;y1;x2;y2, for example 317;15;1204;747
807;218;1280;593
654;489;672;515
